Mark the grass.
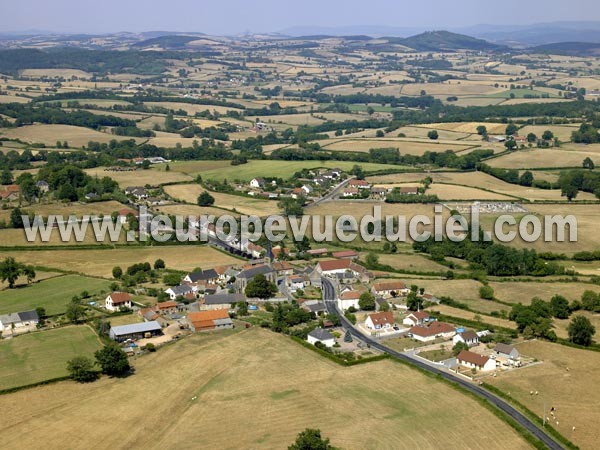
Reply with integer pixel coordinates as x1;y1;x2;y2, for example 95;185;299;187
0;328;532;449
1;246;241;278
0;275;112;316
167;160;406;182
0;325;102;390
486;339;600;450
486;148;600;169
321;138;474;155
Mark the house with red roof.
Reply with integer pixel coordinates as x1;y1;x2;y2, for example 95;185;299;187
188;309;233;332
408;321;455;342
365;311;395;330
105;292;133;312
457;350;496;372
403;311;430;327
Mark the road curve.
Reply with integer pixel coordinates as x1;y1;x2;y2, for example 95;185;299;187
321;278;564;450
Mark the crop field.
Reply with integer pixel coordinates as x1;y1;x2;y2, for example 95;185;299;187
424;183;516;200
392;125;471;140
2;246;241;278
487;340;600;449
0;274;112;315
0;124;141;148
0;325;101;391
0;225;129;247
164;183;281;216
85;167;192;187
486;148;600;169
321;138;474;155
0;328;531;449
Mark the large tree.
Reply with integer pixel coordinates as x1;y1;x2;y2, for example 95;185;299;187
567;315;596;346
289;428;336;450
245;274;277;299
67;356;99;382
358;292;376;311
95;344;131;376
0;257;36;288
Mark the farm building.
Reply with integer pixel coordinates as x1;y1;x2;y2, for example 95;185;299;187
331;250;358;260
202;293;246;310
188;309;233;332
315;259;370;282
453;330;480;347
372;281;409;297
307;328;335;347
494;343;520;360
109;321;163;342
105;292;133;312
365;311;395;330
457;350;496;372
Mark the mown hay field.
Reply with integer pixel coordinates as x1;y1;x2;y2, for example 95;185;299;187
0;328;532;449
486;148;600;169
164;184;281;216
321;138;474;155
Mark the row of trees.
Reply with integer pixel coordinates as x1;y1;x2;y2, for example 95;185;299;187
67;344;131;382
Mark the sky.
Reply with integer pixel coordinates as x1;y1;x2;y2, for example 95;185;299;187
0;0;599;35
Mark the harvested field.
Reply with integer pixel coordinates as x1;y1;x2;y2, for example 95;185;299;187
0;124;140;148
486;148;600;169
0;328;532;449
1;246;241;278
321;138;473;155
85;167;192;187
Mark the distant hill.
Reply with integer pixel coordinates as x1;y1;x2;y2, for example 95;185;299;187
132;34;209;49
529;41;600;56
392;31;505;52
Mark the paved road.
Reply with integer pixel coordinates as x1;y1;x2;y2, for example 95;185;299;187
305;177;353;209
321;278;563;450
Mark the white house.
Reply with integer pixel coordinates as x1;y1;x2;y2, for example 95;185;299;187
105;292;133;312
494;343;520;360
0;310;39;333
457;350;496;372
452;330;480;347
164;285;194;301
307;328;335;348
402;311;430;327
365;311;395;330
337;290;361;311
249;177;265;189
301;185;313;195
371;281;410;298
409;322;456;342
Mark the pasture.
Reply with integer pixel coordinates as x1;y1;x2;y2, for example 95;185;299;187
0;326;101;391
167;160;404;181
487;340;600;450
0;275;112;316
0;328;531;449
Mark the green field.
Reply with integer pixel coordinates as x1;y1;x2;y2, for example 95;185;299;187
0;326;101;390
0;275;112;316
167;160;406;182
490;88;558;99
